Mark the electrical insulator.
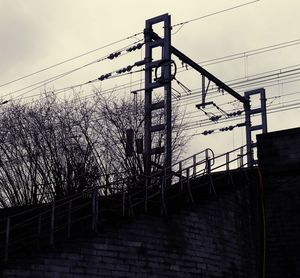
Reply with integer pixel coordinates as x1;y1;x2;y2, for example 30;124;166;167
98;73;111;81
209;115;222;122
126;43;143;52
228;110;242;117
107;51;121;60
237;122;246;127
116;68;125;74
220;125;235;132
136;43;143;49
202;130;214;136
116;65;134;74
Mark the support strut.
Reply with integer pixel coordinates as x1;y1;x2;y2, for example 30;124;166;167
144;14;172;198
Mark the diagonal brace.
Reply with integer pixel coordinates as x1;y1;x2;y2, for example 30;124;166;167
149;31;250;108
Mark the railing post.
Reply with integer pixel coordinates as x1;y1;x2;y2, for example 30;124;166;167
240;146;244;168
67;200;72;239
50;202;55;246
193;154;197;177
205;149;211;174
226;152;230;171
4;217;10;264
179;161;183;191
186;167;194;203
207;158;211;174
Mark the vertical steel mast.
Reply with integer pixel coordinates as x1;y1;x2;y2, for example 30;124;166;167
144;14;172;186
245;88;268;166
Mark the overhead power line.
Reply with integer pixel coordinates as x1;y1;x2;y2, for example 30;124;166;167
171;0;260;32
197;39;300;67
0;33;143;89
176;66;300;105
182;97;300;133
5;9;299;105
12;61;300;111
1;1;260;91
9;36;300;104
2;41;144;100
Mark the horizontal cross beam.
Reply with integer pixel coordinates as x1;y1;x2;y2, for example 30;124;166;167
149;31;249;108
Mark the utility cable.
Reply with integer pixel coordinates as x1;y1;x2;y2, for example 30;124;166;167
196;39;300;67
3;41;143;100
0;32;143;89
7;37;300;104
172;0;260;32
182;99;300;133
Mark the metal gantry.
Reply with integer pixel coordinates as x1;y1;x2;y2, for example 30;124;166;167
143;14;267;203
0;13;273;266
144;14;172;187
0;143;249;264
144;14;249;179
245;88;268;166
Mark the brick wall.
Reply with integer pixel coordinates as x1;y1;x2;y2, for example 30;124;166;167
2;127;300;277
257;127;300;278
262;173;300;278
1;170;260;278
257;127;300;173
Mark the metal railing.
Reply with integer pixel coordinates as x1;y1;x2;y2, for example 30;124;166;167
0;144;249;264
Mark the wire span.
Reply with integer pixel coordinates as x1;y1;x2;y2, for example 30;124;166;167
171;0;260;32
2;41;144;100
0;33;143;89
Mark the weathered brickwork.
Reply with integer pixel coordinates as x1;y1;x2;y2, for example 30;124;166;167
1;127;300;277
263;173;300;278
1;171;260;278
257;127;300;173
257;128;300;278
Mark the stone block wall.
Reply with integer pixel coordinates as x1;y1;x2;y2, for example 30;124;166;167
1;171;260;278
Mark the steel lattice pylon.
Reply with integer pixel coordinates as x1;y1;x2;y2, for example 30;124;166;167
144;14;172;181
244;88;268;166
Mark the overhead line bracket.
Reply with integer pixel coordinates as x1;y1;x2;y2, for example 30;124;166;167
149;31;250;108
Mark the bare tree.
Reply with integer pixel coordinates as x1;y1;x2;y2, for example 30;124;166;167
0;95;100;207
0;91;189;207
89;92;189;184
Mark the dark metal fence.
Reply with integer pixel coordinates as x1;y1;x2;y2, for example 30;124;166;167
0;145;249;264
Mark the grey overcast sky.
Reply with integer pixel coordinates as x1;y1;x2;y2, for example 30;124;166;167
1;0;300;156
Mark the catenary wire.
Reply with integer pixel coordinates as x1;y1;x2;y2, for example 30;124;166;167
5;37;300;103
171;0;260;29
2;40;144;100
0;33;143;89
